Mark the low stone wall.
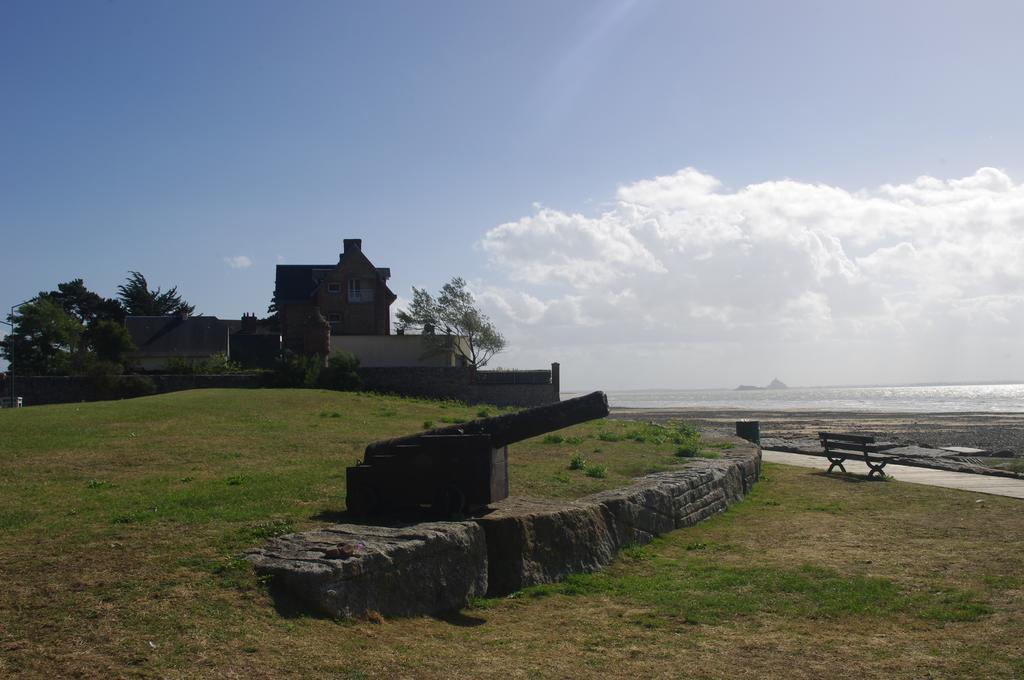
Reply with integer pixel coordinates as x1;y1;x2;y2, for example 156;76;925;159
246;437;760;618
359;366;558;407
10;374;264;406
10;368;558;408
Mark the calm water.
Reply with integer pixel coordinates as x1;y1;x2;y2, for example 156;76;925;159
565;383;1024;413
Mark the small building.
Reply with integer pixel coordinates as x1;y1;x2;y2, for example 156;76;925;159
274;239;397;355
125;313;281;371
125;314;231;371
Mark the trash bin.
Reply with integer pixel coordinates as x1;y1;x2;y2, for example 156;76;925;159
735;420;760;445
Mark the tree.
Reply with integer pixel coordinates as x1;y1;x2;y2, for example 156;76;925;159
42;278;125;326
0;298;83;375
117;271;195;317
395;277;506;368
88;319;137;364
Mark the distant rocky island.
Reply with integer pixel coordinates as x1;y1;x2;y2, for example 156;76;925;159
735;378;788;391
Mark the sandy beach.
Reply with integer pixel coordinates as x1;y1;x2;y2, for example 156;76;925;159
610;408;1024;457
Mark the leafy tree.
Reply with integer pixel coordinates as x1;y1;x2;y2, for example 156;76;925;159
41;279;125;326
0;298;83;375
117;271;195;317
88;319;137;364
395;277;506;368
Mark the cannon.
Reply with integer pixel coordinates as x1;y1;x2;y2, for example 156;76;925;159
346;390;609;516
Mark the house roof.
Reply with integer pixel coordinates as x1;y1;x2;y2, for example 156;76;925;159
275;262;396;304
125;316;230;358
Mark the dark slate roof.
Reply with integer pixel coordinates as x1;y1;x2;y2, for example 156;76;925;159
125;316;230;358
274;264;334;303
275;263;396;303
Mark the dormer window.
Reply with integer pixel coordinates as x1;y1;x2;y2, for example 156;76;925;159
327;282;341;294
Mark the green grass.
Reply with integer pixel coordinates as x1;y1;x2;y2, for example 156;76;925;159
528;554;988;626
1;391;1022;679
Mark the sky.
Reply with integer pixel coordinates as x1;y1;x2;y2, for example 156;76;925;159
2;0;1024;390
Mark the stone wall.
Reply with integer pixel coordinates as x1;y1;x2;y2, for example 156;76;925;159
9;364;560;408
11;374;264;406
246;438;761;618
358;366;559;407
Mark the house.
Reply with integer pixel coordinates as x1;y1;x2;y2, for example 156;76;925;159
125;314;231;371
125;313;281;370
274;238;397;355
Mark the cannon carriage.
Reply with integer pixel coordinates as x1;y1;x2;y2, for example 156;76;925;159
346;391;609;515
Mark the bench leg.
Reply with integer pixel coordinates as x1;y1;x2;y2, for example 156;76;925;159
825;456;847;474
865;458;887;479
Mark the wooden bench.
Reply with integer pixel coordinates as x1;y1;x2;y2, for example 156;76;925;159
818;432;898;479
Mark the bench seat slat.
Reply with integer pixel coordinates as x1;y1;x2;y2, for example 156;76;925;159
818;432;875;444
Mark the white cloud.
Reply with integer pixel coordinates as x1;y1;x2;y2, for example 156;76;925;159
477;167;1024;388
224;255;253;269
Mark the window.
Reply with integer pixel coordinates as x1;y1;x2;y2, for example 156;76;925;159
327;313;340;322
348;279;374;302
327;282;341;294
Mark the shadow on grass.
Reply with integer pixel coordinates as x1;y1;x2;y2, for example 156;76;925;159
811;471;883;484
431;610;487;627
311;507;494;525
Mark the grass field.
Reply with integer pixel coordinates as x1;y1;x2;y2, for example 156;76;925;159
1;389;1022;678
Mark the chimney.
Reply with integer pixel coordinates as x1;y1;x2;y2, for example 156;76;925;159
241;312;258;334
342;238;362;257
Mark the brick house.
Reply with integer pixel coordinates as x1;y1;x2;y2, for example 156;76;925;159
274;239;397;354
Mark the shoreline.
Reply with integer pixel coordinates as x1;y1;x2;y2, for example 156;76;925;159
609;407;1024;457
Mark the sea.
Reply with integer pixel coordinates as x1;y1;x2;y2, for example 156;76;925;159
563;383;1024;413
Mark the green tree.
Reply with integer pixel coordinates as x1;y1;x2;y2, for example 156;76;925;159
395;277;506;368
1;298;83;375
42;278;125;326
88;319;137;364
117;271;195;316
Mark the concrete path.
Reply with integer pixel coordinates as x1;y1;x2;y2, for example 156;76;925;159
762;450;1024;499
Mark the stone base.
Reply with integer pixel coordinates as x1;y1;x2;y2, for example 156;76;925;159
247;438;761;616
245;522;487;619
478;444;760;595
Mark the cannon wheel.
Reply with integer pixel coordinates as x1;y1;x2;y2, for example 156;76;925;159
433;485;466;516
347;486;380;517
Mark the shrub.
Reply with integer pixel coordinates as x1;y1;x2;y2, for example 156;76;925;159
676;440;701;457
269;353;322;388
164;352;241;375
569;453;586;470
585;464;608;479
318;351;361;391
116;374;156;399
543;434;565;444
84;359;155;400
198;352;242;374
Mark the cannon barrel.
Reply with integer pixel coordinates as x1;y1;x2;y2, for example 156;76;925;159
364;390;608;458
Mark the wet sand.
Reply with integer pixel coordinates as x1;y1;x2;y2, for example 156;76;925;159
609;408;1024;457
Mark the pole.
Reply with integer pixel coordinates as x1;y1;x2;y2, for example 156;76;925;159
4;297;39;408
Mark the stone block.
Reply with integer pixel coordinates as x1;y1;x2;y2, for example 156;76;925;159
476;497;615;595
245;521;487;619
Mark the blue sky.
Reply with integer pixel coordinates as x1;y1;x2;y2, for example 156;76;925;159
3;1;1024;389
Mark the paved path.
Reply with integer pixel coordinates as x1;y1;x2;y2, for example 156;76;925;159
762;450;1024;499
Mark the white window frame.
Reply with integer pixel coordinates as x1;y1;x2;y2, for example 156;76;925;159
348;279;363;302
